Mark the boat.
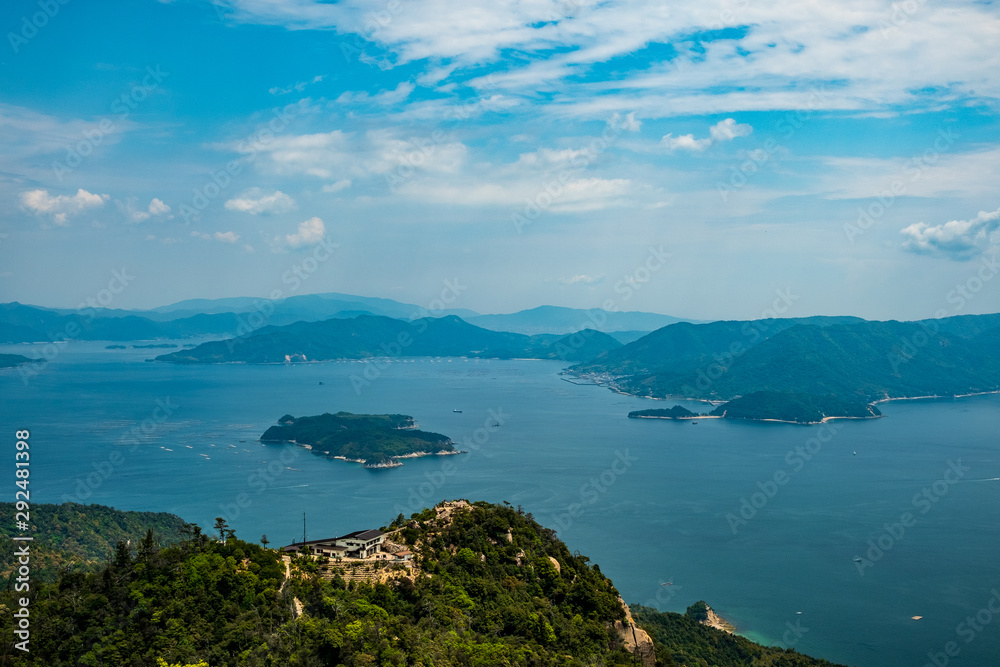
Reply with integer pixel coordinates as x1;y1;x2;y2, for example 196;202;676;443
692;421;698;425
453;409;462;413
854;558;862;563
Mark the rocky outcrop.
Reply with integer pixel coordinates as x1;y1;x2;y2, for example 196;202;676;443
615;597;656;667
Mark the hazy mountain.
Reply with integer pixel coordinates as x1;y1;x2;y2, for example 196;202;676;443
150;292;478;323
466;305;692;335
0;303;244;342
156;314;538;363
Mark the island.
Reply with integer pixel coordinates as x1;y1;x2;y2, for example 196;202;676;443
709;391;882;423
628;405;698;419
628;392;882;424
0;353;33;368
260;411;459;468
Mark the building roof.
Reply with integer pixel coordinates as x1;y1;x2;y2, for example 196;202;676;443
339;529;384;541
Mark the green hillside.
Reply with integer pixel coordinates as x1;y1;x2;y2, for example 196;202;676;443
0;501;844;667
576;316;1000;404
0;502;188;583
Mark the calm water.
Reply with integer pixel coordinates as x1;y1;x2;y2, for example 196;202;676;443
2;341;999;667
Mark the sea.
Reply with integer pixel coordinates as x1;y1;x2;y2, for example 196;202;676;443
1;340;998;667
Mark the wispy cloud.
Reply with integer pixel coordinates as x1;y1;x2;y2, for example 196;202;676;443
268;74;325;95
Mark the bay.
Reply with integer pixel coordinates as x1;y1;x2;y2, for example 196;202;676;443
1;340;998;667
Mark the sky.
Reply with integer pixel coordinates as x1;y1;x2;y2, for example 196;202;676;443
1;0;998;321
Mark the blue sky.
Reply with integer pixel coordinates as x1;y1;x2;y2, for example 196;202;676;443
1;0;998;320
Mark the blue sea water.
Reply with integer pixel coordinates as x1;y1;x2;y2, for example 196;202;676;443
2;341;999;667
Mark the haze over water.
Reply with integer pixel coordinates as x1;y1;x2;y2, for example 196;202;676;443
2;341;999;667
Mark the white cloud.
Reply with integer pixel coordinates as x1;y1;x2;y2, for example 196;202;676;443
662;118;751;152
148;198;171;216
710;118;753;142
661;133;711;152
121;197;172;222
20;188;109;225
284;216;326;248
900;207;1000;259
610;111;641;132
322;179;352;193
192;230;241;243
224;188;297;215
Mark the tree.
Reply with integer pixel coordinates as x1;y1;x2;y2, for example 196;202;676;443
261;533;270;548
214;516;229;541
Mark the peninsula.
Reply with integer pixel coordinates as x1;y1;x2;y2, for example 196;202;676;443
260;411;458;468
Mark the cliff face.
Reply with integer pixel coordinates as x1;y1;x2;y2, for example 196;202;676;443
616;597;656;667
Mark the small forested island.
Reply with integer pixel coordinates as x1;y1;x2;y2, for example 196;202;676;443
629;391;882;424
1;500;846;666
628;405;698;419
0;352;33;368
260;411;458;468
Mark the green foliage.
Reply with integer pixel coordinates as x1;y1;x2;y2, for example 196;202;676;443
633;605;846;667
260;411;455;466
0;502;844;667
0;502;188;583
709;391;881;423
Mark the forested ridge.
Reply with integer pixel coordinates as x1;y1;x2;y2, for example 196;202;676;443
1;502;845;666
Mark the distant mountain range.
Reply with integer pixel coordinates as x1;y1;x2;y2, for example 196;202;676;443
154;315;623;364
0;294;689;343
